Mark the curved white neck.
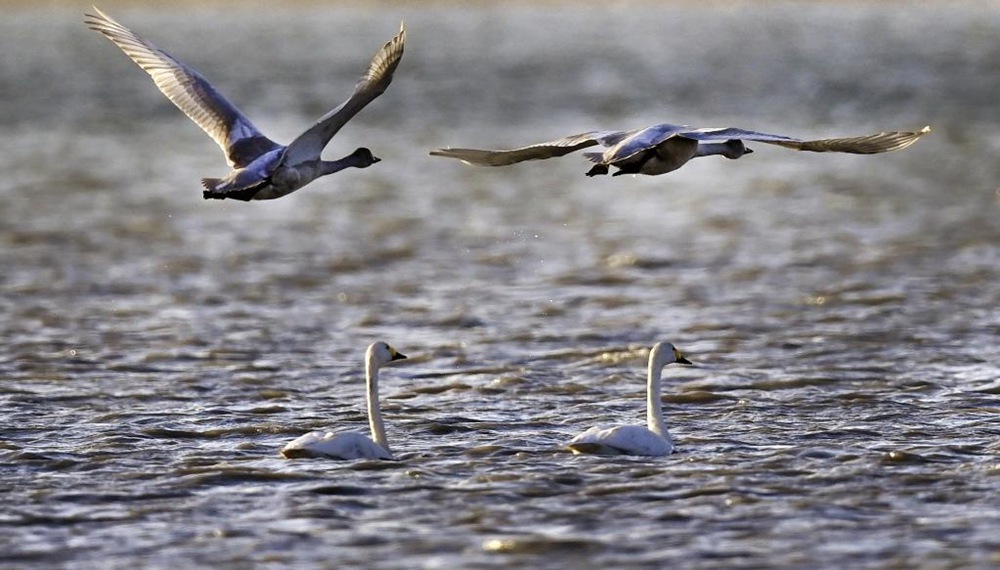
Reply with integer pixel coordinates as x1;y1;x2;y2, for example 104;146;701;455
365;352;389;453
645;351;668;437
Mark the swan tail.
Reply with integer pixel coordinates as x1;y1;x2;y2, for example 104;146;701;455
280;447;319;459
582;151;611;177
200;177;261;201
201;177;222;191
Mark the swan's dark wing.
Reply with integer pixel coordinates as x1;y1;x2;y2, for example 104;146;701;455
681;126;931;154
429;130;630;166
85;8;281;169
281;23;406;167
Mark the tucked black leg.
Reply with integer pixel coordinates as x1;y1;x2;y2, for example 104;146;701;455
202;187;258;201
585;164;609;177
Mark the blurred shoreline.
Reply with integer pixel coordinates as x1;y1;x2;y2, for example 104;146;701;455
3;0;985;7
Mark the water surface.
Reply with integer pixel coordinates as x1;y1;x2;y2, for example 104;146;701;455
2;3;1000;568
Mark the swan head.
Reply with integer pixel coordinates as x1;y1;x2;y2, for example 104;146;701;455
650;342;693;368
351;147;382;168
367;341;407;366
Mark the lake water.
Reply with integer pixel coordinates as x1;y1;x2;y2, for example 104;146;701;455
2;2;1000;568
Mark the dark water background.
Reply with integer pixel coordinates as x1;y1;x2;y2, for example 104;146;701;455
2;2;999;568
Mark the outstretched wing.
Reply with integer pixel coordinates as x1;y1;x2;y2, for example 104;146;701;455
85;8;281;168
281;23;406;167
429;130;631;166
680;126;931;154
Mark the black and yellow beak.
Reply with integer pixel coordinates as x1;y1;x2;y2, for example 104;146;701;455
390;349;407;361
674;348;692;365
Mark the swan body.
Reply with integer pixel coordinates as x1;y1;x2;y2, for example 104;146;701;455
85;8;405;201
430;123;930;177
281;342;407;460
567;342;692;457
281;430;393;461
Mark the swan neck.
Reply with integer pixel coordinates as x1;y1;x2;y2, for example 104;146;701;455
320;156;361;176
646;351;668;437
695;140;745;159
365;352;390;453
694;142;729;157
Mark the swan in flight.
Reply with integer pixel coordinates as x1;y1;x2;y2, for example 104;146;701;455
567;342;692;457
85;8;405;201
281;342;407;460
431;123;930;177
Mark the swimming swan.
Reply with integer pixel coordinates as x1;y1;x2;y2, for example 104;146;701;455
431;123;930;177
85;8;405;201
567;342;692;457
281;342;407;460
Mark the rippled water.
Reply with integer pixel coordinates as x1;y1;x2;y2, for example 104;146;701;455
3;2;1000;568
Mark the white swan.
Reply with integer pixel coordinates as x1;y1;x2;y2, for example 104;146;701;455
431;123;930;177
281;342;407;460
567;342;692;457
85;8;405;201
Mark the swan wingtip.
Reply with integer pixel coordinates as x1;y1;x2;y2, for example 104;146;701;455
85;5;110;22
